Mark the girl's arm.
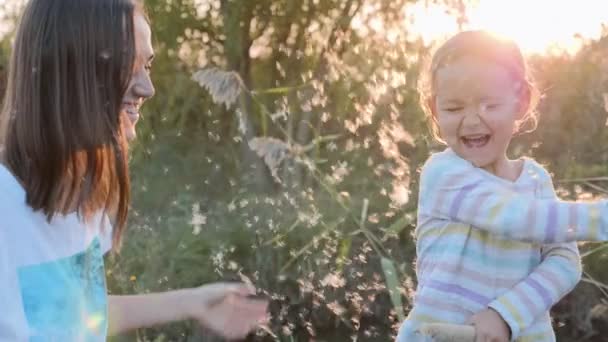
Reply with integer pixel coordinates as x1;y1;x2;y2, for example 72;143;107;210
420;152;608;243
486;171;582;339
107;283;267;339
487;241;581;340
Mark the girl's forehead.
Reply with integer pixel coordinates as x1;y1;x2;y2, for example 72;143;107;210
434;57;519;99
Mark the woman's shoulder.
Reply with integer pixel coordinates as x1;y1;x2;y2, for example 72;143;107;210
0;163;26;210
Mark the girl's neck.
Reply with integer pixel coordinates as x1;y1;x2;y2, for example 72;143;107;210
482;156;524;182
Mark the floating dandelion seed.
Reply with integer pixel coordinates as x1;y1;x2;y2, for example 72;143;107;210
189;202;206;235
327;301;346;316
390;184;410;206
320;273;346;289
236;109;248;135
270;110;288;122
248;137;295;183
228;261;238;270
192;67;242;109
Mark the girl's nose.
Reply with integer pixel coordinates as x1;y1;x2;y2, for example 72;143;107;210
462;108;482;126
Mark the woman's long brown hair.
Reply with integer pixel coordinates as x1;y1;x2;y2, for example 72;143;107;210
0;0;140;248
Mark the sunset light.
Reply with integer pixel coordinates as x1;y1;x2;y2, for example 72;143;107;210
405;0;608;55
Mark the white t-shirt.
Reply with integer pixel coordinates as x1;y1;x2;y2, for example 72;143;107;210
0;164;112;341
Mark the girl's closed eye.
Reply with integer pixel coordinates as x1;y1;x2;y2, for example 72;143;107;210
444;106;464;113
484;103;501;110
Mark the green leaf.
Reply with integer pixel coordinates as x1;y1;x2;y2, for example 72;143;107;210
336;237;352;273
381;257;405;321
251;84;309;95
387;214;412;235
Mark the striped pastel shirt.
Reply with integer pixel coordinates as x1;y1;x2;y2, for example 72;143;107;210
397;149;590;342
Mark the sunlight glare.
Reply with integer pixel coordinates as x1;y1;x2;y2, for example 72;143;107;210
405;0;608;55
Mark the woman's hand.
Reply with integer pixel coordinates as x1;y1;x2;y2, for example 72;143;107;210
184;282;269;340
466;308;510;342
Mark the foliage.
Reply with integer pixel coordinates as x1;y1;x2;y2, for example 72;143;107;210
0;0;607;340
113;0;608;340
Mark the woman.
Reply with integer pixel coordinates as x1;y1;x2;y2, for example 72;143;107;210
0;0;267;340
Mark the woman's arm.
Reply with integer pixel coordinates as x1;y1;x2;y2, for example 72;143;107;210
108;291;189;334
107;283;267;339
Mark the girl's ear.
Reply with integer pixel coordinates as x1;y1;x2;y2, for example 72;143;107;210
516;84;531;120
428;96;438;119
428;96;442;137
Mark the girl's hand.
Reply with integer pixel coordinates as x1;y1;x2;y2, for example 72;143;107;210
466;308;510;342
185;282;269;340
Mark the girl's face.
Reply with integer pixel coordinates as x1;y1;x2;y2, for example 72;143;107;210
121;13;155;141
433;56;524;170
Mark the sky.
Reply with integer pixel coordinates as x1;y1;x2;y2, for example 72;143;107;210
406;0;608;55
0;0;21;38
0;0;607;55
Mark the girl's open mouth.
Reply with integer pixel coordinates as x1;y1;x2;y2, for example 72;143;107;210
461;134;491;148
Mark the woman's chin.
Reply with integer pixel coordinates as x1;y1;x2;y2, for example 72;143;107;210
122;120;137;141
127;130;137;141
125;128;136;141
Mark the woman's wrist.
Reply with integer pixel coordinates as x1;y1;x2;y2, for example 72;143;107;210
174;287;199;321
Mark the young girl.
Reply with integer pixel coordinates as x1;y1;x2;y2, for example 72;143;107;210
397;31;608;342
0;0;266;340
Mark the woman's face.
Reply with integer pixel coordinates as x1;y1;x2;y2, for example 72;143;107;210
121;13;155;141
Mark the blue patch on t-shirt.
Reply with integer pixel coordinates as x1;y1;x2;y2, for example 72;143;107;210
17;238;107;341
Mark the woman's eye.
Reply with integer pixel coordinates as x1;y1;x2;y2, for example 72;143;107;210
444;107;463;113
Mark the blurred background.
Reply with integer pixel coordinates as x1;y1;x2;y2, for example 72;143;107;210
1;0;608;340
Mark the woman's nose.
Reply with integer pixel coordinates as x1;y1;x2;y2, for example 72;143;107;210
133;73;155;100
